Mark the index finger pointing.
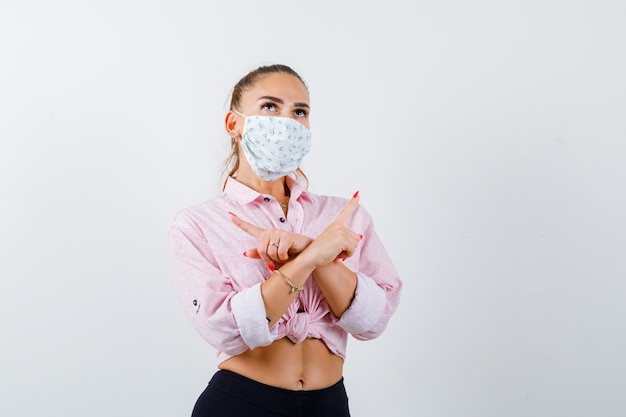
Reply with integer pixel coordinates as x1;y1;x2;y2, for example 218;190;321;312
229;212;264;239
333;191;360;225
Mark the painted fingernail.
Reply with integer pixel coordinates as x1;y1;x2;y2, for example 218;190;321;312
359;234;363;240
352;191;360;199
267;264;275;271
243;251;248;257
228;211;237;217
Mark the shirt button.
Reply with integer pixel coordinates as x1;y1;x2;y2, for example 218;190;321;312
264;197;270;202
193;300;198;306
279;217;286;223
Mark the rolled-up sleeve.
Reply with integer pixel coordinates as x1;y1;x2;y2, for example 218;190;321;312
231;283;278;348
169;215;275;357
334;273;386;334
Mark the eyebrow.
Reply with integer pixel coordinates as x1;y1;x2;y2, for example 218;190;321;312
257;95;310;109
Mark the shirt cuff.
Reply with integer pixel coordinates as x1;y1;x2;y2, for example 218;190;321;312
335;273;386;335
231;283;277;349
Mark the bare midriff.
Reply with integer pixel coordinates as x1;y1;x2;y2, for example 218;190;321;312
219;337;344;391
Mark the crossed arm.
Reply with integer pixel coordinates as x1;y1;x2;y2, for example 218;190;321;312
229;193;362;326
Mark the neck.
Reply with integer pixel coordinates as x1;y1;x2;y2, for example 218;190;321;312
235;171;290;198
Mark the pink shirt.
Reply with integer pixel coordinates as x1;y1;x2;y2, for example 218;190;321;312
169;177;402;365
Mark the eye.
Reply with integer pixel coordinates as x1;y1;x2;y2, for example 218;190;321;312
294;108;309;118
261;102;277;112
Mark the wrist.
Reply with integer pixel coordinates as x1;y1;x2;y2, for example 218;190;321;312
286;251;318;276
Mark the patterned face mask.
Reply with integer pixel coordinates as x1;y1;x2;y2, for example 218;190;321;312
235;111;312;181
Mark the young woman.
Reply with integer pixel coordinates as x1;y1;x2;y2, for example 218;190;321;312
169;64;402;417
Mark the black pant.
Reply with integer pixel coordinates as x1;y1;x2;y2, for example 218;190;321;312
191;370;351;417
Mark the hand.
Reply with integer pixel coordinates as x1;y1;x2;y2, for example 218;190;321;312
298;192;362;269
229;213;313;267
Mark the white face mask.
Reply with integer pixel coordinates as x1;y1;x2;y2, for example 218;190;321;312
235;111;312;181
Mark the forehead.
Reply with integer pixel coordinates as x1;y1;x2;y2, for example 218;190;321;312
242;73;309;104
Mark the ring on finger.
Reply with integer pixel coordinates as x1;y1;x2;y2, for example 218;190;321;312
269;241;280;248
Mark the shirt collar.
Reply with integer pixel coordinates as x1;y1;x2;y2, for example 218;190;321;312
224;176;310;206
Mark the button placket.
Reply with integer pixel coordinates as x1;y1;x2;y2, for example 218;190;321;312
261;195;289;225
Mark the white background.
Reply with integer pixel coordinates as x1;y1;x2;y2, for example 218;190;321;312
1;1;625;416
